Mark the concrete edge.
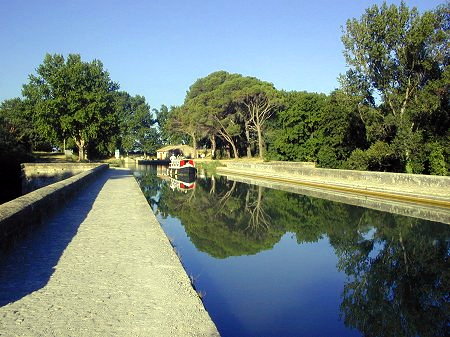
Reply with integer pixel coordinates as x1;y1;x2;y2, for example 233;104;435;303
0;164;109;250
216;167;450;209
218;171;450;225
223;162;450;192
127;170;221;335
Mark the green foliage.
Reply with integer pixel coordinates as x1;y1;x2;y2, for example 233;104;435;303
344;149;369;171
268;91;327;161
195;160;225;173
345;141;397;172
153;104;183;145
22;53;120;160
172;71;282;159
0;108;34;203
427;142;448;175
341;1;449;173
113;92;159;155
317;146;339;168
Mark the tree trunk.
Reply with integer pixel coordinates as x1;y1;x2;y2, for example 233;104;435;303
226;146;231;158
210;135;216;159
244;120;252;158
210;175;216;194
256;126;264;158
191;133;197;158
76;138;87;161
230;140;239;158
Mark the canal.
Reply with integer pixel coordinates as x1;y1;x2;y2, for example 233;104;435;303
135;165;449;337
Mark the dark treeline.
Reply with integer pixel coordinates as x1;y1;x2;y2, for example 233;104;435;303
1;1;448;178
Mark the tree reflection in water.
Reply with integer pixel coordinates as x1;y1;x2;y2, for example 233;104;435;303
137;171;449;337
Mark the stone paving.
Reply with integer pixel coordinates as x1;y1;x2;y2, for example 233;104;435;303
0;168;219;337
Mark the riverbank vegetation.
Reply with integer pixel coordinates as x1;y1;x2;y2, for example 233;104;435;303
165;2;449;175
1;1;448;177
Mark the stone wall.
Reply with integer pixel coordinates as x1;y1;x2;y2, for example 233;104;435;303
21;163;105;194
218;162;450;204
0;164;108;250
219;172;450;224
222;162;449;192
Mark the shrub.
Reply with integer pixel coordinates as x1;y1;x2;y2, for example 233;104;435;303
317;146;340;168
344;149;369;170
428;143;448;176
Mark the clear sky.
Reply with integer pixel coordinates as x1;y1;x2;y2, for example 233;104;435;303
0;0;445;110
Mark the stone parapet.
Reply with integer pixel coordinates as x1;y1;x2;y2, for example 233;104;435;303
219;172;450;224
0;164;108;250
218;162;450;207
21;163;106;193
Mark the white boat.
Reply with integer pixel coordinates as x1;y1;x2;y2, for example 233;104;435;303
168;158;197;176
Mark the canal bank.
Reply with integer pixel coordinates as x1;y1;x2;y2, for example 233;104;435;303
216;162;450;208
0;163;108;249
0;168;219;336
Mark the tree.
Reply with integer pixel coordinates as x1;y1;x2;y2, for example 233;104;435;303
268;91;327;162
114;92;158;155
341;1;449;172
232;77;282;158
317;90;367;168
177;71;242;158
178;71;281;159
22;53;119;160
154;105;170;145
166;105;205;158
0;98;34;151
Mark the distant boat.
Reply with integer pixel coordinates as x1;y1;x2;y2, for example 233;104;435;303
168;158;197;176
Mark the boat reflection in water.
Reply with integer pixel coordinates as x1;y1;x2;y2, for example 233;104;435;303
169;176;196;193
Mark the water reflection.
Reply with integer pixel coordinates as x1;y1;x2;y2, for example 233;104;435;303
137;167;449;337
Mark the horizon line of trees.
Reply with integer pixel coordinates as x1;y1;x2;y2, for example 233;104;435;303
162;1;449;175
1;1;448;177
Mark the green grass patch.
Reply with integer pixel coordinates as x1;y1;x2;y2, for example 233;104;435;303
196;160;225;173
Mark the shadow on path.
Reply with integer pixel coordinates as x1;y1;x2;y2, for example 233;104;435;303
0;169;131;307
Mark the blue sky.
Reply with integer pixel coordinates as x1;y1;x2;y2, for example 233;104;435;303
0;0;445;110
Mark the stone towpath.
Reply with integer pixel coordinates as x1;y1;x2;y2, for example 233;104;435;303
0;168;219;336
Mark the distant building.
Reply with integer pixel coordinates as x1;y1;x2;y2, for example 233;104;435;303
156;145;196;160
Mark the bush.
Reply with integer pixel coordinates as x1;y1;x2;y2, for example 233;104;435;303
343;149;369;170
317;146;340;168
344;142;397;172
428;143;448;176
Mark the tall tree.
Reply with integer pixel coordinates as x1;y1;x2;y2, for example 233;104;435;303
154;104;170;144
0;98;34;151
232;77;281;158
341;1;449;172
22;53;119;160
114;92;157;155
317;90;367;168
268;91;327;162
167;105;205;158
179;71;241;158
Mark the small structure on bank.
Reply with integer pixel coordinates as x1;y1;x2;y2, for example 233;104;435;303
156;145;196;160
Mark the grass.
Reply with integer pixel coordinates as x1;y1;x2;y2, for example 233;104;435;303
103;158;124;167
195;160;225;172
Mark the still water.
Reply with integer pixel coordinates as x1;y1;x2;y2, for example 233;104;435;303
136;165;449;337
